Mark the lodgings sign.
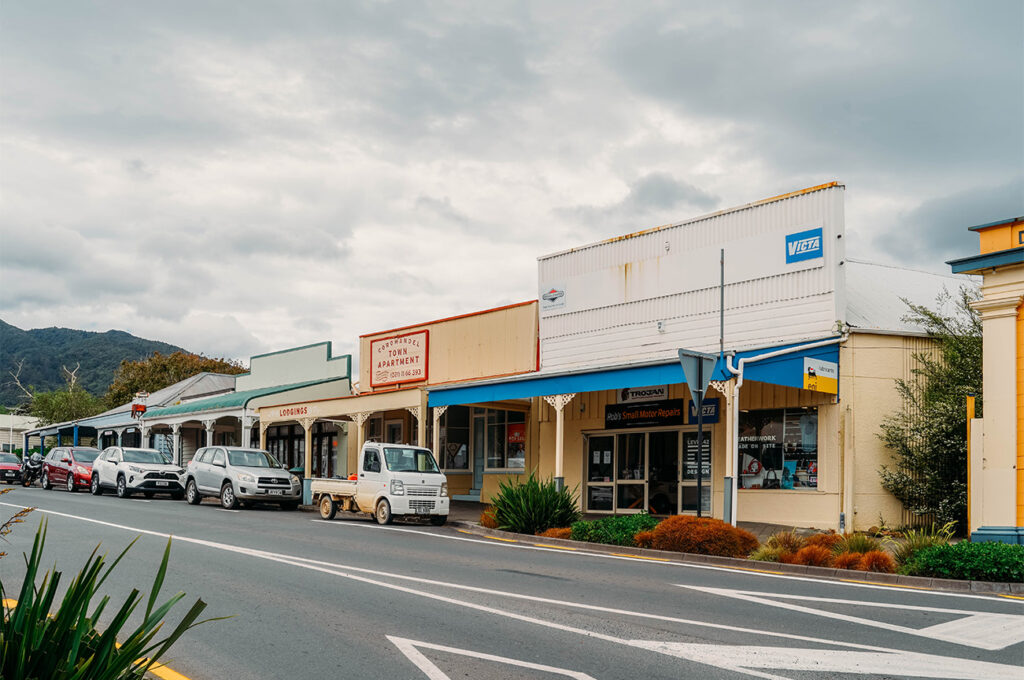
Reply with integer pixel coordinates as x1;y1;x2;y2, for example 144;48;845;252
370;330;429;388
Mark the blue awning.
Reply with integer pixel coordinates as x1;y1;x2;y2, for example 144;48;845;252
428;337;841;406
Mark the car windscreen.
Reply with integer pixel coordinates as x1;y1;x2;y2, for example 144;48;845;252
227;450;281;468
72;449;99;463
122;449;166;464
383;447;439;473
0;453;18;464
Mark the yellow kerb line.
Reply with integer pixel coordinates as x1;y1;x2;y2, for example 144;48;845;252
997;593;1024;601
716;565;785;575
533;543;577;551
839;579;931;590
610;553;670;562
457;529;473;534
484;535;518;542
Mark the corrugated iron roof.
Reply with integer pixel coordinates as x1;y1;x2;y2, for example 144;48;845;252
143;378;343;418
845;259;978;335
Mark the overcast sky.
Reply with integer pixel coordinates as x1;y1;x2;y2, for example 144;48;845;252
1;1;1021;368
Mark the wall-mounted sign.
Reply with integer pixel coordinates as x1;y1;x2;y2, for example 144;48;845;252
618;385;669;404
605;399;686;429
278;406;309;418
370;330;429;388
687;397;720;424
785;227;823;264
507;423;526;444
539;283;566;313
803;357;838;394
683;432;712;479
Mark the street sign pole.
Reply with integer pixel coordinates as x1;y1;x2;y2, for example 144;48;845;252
696;361;704;517
678;349;717;518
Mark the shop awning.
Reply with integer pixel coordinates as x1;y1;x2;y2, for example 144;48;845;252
427;337;841;407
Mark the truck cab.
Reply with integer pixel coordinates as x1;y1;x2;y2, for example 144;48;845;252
313;442;449;525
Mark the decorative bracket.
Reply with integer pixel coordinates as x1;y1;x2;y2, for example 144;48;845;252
543;393;577;412
299;416;317;432
708;380;730;397
432;405;448;424
405;406;422;422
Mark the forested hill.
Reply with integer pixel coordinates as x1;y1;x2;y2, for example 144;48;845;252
0;320;187;406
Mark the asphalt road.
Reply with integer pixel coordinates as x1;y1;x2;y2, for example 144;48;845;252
1;485;1022;680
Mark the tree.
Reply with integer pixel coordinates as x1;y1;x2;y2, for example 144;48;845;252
878;287;982;533
104;351;247;409
7;362;104;426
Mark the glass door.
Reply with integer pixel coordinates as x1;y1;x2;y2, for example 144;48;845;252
585;435;614;511
682;431;712;514
472;412;486;491
615;433;646;512
647;431;679;515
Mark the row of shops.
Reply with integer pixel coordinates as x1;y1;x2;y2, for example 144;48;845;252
26;182;976;532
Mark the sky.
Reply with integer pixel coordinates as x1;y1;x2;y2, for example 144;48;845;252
1;1;1021;368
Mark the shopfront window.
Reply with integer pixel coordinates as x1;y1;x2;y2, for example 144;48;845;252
738;408;818;490
482;409;526;470
439;406;470;470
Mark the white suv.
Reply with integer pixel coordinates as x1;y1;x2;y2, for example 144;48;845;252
91;447;186;499
185;446;301;510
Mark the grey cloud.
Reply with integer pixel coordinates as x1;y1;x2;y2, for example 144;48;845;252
869;177;1024;267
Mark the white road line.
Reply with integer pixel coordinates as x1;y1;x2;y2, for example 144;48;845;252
388;636;597;680
217;509;240;513
4;501;1021;679
311;518;1015;603
128;499;152;503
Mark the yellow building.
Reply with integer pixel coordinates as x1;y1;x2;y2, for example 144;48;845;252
257;301;539;502
949;216;1024;544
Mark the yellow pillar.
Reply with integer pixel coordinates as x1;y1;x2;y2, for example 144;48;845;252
1017;301;1024;527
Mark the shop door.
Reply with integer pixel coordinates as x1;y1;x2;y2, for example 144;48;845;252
584;435;614;512
648;431;679;515
385;419;403;444
682;432;712;514
472;413;485;490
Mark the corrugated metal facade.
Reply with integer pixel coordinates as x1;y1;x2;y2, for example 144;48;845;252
538;184;846;371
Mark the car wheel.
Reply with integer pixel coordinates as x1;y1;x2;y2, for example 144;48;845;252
220;482;239;510
66;474;76;493
429;515;447;527
319;495;337;520
185;479;202;505
375;498;393;525
91;474;102;495
116;475;130;498
41;473;51;490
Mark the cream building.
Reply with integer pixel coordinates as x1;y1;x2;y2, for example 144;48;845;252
949;216;1024;544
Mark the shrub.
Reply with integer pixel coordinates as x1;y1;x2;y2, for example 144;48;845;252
833;552;863;570
834;533;881;555
901;541;1024;582
792;545;835;567
570;513;660;546
749;544;788;562
536;527;572;540
490;472;581;535
634;530;655;549
479;507;499;529
886;521;955;566
645;515;758;558
858;550;897;573
765;530;805;554
805;532;843;551
1;521;221;680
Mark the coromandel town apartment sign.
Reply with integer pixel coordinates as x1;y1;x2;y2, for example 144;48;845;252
370;330;429;387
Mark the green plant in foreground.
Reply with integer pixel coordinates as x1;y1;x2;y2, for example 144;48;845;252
491;471;581;534
833;533;881;555
886;521;956;566
570;513;660;546
900;540;1024;582
1;520;226;679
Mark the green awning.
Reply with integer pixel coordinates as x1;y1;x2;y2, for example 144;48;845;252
144;378;343;419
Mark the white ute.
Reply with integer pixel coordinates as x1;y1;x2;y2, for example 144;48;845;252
311;442;449;526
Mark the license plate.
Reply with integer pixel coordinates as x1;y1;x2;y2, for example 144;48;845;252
4;472;13;477
415;507;430;515
269;489;284;496
156;481;169;486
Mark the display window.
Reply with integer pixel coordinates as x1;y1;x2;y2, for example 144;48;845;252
738;407;818;490
482;408;526;470
439;405;470;470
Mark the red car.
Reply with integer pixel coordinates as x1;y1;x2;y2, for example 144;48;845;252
42;447;101;492
0;452;22;484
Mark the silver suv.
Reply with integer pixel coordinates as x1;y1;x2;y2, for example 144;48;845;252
184;446;301;510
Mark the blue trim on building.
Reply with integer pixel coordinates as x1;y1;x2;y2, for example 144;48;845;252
428;338;841;406
970;526;1024;545
967;216;1023;232
947;247;1024;273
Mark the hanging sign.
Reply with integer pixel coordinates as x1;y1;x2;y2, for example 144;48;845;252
605;399;686;429
370;330;429;387
618;385;669;403
803;357;838;394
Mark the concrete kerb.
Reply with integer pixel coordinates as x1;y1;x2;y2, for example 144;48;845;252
449;521;1022;595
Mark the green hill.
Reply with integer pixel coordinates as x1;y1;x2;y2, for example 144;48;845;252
0;320;187;407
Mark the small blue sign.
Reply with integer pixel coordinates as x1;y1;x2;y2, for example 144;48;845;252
687;397;720;424
785;227;823;264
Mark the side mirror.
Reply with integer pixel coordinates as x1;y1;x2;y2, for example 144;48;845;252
213;460;225;468
61;456;71;464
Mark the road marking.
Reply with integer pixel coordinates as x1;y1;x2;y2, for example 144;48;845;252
610;553;669;561
483;535;517;542
998;594;1024;601
217;509;240;513
308;519;1011;603
5;502;1021;680
678;586;1024;651
533;543;576;550
128;499;152;503
389;636;596;679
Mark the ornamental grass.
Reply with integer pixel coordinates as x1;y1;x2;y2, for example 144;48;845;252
885;521;955;566
536;527;572;540
857;550;897;573
834;533;882;555
804;531;843;551
792;545;835;567
833;552;864;570
765;530;805;554
642;515;758;558
570;512;660;546
491;472;581;535
479;506;499;529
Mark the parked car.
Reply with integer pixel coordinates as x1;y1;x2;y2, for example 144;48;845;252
184;446;301;510
91;446;186;499
42;447;101;492
0;452;22;484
